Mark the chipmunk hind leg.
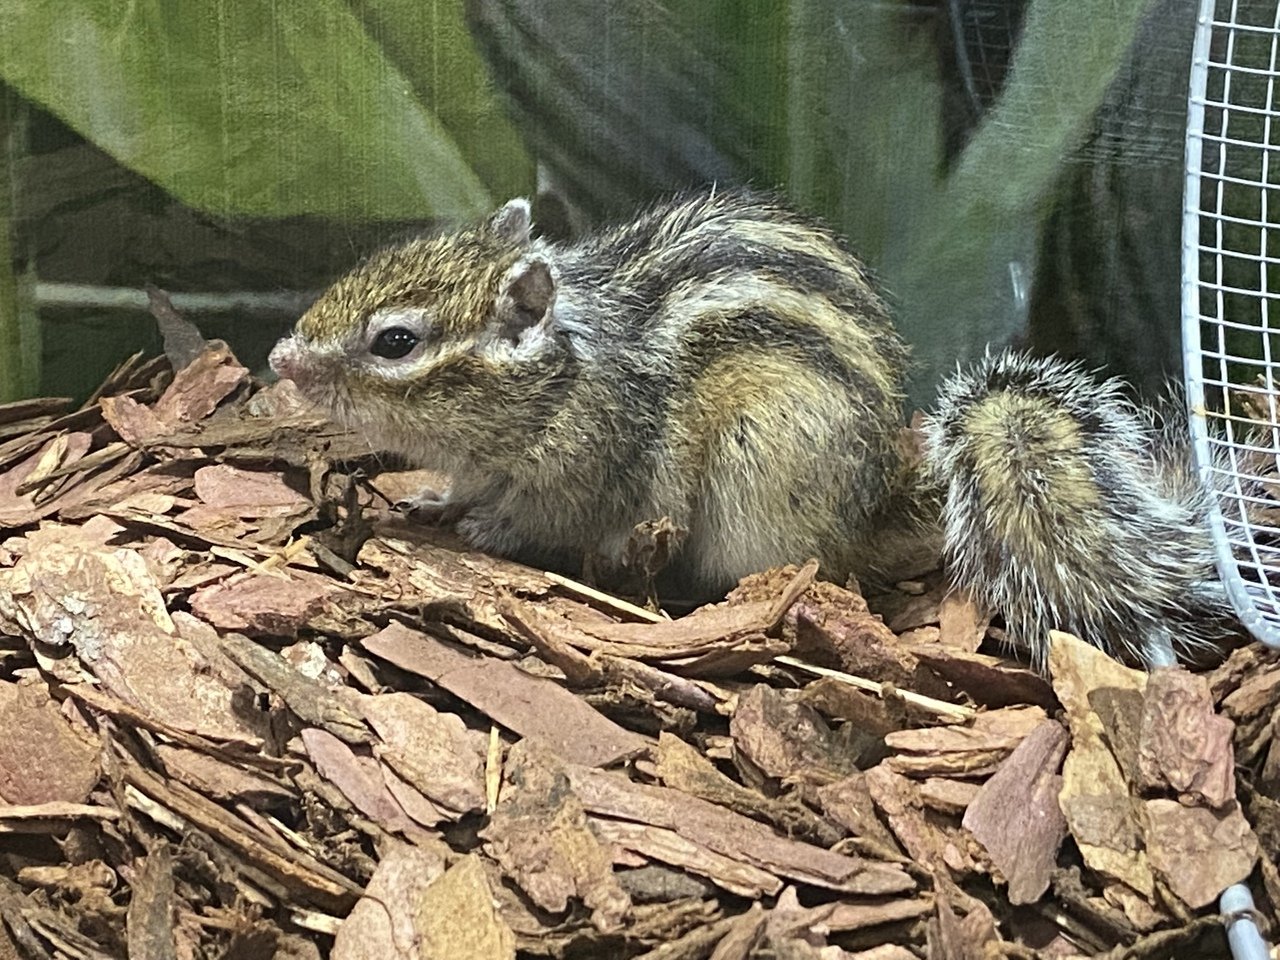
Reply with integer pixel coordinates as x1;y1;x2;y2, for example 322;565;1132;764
673;354;872;591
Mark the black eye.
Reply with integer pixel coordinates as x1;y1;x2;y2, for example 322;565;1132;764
370;327;420;359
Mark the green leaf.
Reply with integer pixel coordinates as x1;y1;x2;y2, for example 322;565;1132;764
0;0;533;220
348;0;535;207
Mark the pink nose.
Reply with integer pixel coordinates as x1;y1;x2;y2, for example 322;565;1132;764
269;336;308;385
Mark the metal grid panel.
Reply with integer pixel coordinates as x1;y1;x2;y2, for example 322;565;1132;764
1184;0;1280;646
947;0;1023;117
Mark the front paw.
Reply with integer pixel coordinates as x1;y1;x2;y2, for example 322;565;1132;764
396;487;467;525
455;510;520;555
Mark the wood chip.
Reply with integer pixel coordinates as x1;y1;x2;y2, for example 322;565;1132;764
360;692;487;817
481;740;630;930
0;681;100;805
730;684;862;785
1137;668;1236;808
361;622;649;768
962;719;1069;904
1144;798;1259;909
566;765;914;896
1050;631;1154;899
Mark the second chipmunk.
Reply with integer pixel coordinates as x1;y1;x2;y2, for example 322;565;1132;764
270;188;1235;668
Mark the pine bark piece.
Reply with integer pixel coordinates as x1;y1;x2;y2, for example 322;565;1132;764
539;560;812;674
1137;669;1236;808
962;719;1069;904
730;684;861;786
936;593;988;652
481;741;630;931
765;885;934;940
0;525;266;743
153;344;248;424
791;593;922;690
566;765;914;896
0;681;99;806
101;344;247;448
0;397;72;428
655;732;842;848
815;773;903;856
918;778;981;816
500;592;788;668
590;818;783;898
190;572;366;640
884;705;1048;779
1144;798;1259;909
909;647;1058;711
798;675;905;739
355;535;555;640
331;842;448;960
99;395;168;449
925;891;1000;960
844;948;917;960
0;433;91;526
152;745;294;808
1049;630;1154;899
630;913;747;960
597;654;726;713
378;764;446;829
361;622;649;768
218;632;368;745
1219;649;1280;722
125;846;177;960
707;904;766;960
865;764;978;890
417;855;517;960
103;340;249;450
123;760;360;913
360;692;487;818
191;464;310;514
1;440;143;533
301;728;420;836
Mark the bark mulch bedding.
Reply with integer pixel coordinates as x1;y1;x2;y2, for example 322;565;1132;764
0;328;1275;960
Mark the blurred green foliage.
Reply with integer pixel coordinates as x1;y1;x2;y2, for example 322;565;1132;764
0;0;537;399
0;0;534;221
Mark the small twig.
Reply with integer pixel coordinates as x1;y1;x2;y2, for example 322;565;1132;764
486;726;503;814
773;655;976;722
0;802;121;823
287;909;343;937
543;569;666;622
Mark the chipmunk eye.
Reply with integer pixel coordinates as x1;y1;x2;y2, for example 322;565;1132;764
370;326;420;360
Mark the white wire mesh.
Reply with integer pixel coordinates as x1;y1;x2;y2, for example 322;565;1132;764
1184;0;1280;646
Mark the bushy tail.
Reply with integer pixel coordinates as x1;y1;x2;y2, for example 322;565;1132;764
922;350;1232;669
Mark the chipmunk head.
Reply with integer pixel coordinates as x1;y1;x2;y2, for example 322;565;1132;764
269;200;569;469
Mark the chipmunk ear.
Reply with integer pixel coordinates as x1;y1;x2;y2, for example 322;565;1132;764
494;255;556;341
489;198;532;245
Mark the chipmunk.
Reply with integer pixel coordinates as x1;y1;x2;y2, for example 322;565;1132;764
269;188;917;597
269;189;1235;667
923;350;1234;669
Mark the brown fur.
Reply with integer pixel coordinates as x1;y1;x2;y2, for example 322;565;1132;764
270;188;921;597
